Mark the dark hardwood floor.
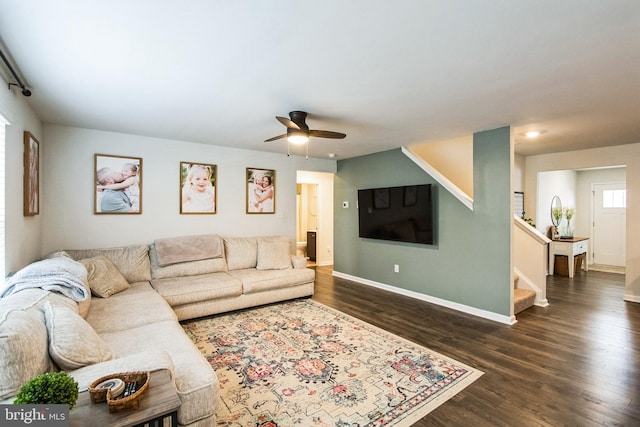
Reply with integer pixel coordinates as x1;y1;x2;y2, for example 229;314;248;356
311;265;640;426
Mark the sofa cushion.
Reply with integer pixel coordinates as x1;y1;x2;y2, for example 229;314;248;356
149;244;227;279
79;255;130;298
0;308;51;399
43;302;115;370
66;244;151;283
98;320;219;425
228;267;315;294
256;236;291;270
223;237;257;270
85;282;177;334
151;272;242;307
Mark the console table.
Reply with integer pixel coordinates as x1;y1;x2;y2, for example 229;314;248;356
548;237;589;278
70;369;180;427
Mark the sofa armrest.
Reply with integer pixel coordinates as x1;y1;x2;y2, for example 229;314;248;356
68;350;175;392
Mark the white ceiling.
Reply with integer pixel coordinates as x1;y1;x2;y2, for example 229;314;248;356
1;0;639;160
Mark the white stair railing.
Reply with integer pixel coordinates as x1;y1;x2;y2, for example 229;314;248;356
514;216;550;307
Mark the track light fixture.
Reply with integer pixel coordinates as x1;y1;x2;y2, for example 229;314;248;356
0;47;32;97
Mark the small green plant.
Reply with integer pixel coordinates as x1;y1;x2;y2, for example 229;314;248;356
14;372;79;409
563;207;575;222
523;217;536;228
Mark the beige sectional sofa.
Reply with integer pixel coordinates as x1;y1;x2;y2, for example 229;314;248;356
0;234;315;427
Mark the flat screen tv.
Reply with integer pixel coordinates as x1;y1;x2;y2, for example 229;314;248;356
358;184;433;245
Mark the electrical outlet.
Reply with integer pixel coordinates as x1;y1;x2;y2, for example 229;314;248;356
394;264;399;273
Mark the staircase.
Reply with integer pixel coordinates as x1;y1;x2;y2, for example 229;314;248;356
514;275;536;314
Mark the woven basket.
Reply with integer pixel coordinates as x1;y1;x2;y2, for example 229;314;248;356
89;371;150;412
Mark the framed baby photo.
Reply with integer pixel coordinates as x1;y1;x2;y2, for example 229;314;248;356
94;154;142;214
246;167;275;214
180;162;217;214
23;131;40;216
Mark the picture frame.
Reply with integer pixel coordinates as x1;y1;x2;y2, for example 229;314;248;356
180;162;217;214
246;167;275;214
23;131;40;216
94;154;142;214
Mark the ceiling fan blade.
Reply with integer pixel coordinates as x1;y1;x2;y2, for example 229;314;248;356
276;116;300;130
309;129;347;139
264;134;287;142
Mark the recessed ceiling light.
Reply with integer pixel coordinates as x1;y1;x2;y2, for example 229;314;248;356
525;131;540;138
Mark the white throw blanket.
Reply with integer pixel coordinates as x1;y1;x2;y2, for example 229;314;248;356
0;257;88;301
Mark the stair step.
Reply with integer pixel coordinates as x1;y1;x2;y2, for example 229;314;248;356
514;288;536;314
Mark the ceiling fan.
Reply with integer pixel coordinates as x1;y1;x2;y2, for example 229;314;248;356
265;111;346;158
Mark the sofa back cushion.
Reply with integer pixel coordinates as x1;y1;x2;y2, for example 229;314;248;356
0;288;89;399
256;236;292;270
0;307;52;399
66;245;151;283
224;237;258;270
149;243;227;279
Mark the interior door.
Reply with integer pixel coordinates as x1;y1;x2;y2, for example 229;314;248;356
592;183;626;267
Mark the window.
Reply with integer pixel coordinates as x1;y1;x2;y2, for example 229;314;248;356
602;189;626;208
0;113;7;279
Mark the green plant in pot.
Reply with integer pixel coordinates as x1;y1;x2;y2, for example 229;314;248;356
14;372;79;409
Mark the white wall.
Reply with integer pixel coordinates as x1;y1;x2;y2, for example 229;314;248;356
0;76;43;273
514;153;525;193
525;143;640;303
41;124;336;254
536;170;577;236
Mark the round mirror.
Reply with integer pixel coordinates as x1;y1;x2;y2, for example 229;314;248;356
551;196;563;227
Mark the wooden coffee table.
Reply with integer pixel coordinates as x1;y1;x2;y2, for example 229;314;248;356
70;369;180;427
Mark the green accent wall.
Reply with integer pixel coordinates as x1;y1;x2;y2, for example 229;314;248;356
334;126;512;316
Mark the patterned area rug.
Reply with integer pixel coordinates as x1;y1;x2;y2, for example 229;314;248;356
182;299;483;426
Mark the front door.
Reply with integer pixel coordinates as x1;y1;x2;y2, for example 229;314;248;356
592;183;626;267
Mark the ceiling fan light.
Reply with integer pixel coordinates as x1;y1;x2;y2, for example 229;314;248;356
287;132;309;145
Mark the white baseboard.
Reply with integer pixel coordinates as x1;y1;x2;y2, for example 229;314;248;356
332;270;515;325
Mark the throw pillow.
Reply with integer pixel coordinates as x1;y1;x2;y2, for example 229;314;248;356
224;237;258;270
256;237;291;270
43;302;115;370
80;255;129;298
